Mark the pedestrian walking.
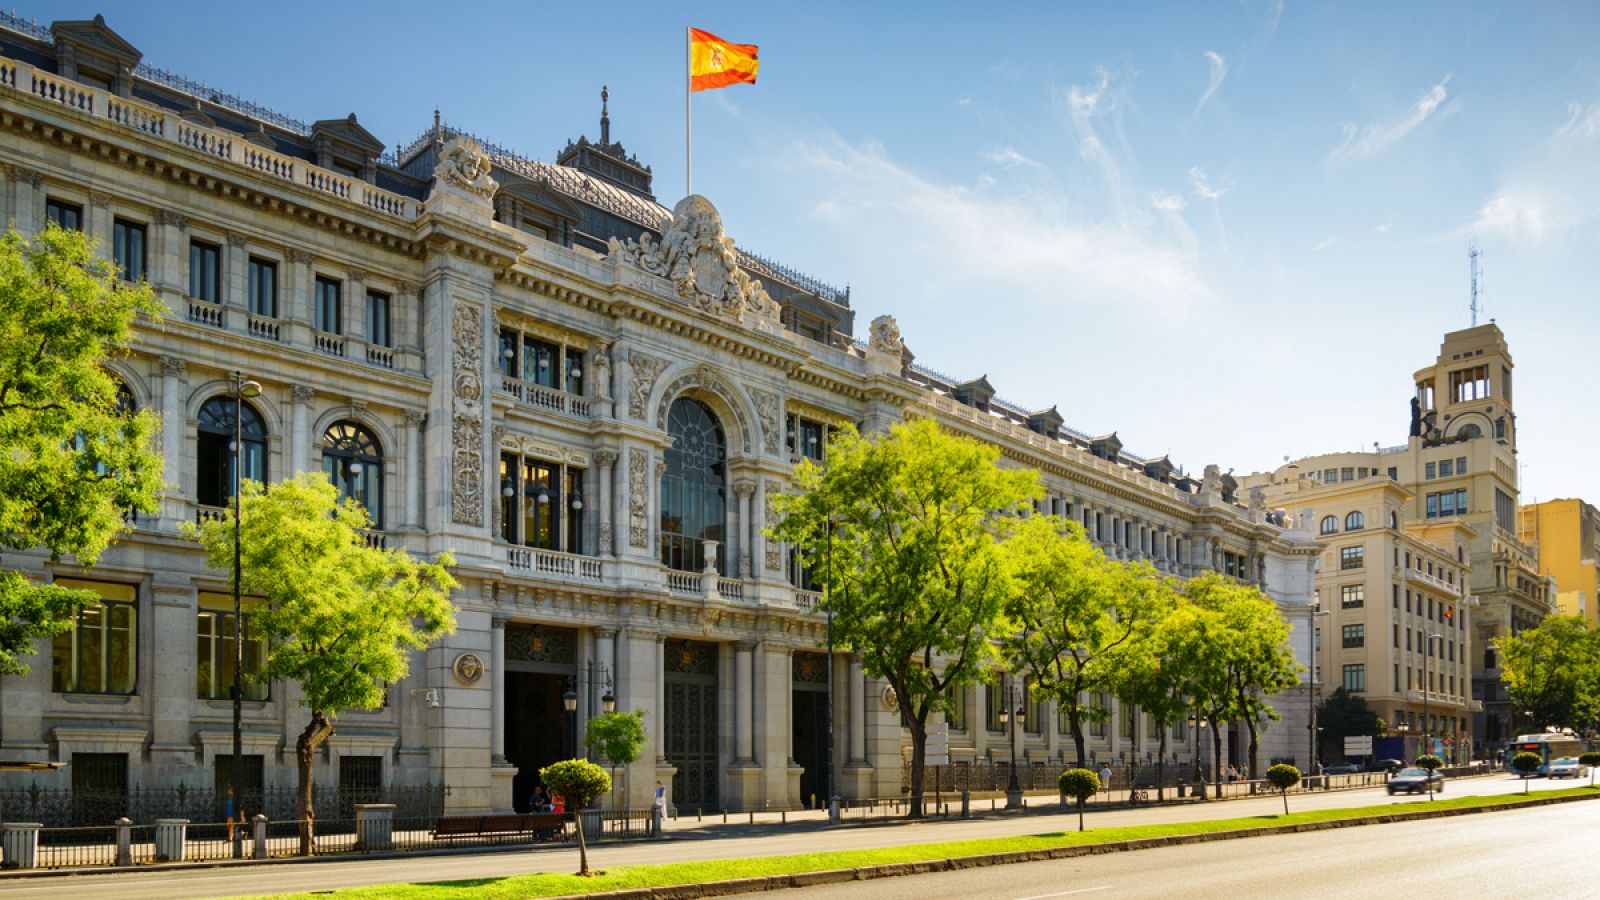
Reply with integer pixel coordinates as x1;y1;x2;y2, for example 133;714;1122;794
1098;763;1113;799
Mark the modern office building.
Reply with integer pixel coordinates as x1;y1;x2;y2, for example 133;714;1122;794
0;12;1320;814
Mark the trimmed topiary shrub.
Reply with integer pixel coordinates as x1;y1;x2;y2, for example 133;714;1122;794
1265;763;1301;814
1511;751;1542;794
1579;751;1600;788
1059;768;1101;832
541;758;612;876
1414;754;1444;773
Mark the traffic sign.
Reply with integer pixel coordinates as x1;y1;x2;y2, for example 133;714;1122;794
1343;735;1374;755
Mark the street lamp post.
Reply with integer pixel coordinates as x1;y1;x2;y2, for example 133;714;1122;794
824;520;840;825
228;372;260;860
1000;682;1025;808
1424;632;1441;800
1310;606;1329;778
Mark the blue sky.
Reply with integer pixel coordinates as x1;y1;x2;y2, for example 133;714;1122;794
30;1;1600;501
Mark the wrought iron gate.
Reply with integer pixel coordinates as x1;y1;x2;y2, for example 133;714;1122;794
664;639;719;811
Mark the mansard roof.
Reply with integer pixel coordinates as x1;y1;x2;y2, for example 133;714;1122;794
311;113;385;154
50;14;140;67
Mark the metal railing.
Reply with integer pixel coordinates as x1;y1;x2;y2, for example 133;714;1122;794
1;783;443;828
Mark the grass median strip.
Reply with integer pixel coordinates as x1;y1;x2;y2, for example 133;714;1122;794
252;786;1599;900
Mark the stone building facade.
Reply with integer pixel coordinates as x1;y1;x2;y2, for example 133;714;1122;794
0;13;1319;813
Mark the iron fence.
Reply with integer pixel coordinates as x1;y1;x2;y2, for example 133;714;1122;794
34;826;121;869
904;760;1199;794
0;783;444;828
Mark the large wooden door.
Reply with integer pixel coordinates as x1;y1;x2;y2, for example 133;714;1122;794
664;640;719;811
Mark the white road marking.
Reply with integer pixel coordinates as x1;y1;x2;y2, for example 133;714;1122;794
1013;886;1115;900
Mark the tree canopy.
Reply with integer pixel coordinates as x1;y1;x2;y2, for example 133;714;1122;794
0;225;164;674
1498;615;1600;735
770;418;1038;817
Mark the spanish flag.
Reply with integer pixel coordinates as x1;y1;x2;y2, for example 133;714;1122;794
689;28;759;92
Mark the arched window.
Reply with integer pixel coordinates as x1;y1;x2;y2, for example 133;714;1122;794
1319;515;1338;535
660;397;726;573
1457;423;1482;440
321;421;383;528
196;397;267;508
1345;511;1364;531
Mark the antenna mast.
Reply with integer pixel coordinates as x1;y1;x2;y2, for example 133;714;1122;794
1468;242;1482;326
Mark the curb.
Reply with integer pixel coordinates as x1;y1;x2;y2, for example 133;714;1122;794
553;790;1600;900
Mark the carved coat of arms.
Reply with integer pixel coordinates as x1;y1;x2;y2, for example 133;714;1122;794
608;195;779;331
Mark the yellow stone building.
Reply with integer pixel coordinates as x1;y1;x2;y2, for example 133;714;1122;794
1518;499;1600;627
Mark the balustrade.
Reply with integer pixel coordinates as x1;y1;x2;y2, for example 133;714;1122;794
246;315;281;342
314;332;347;358
498;377;591;417
187;301;223;328
504;546;603;581
364;345;394;368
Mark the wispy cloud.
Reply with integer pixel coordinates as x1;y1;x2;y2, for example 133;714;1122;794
956;96;973;107
1060;67;1135;213
1193;51;1228;117
1189;167;1232;200
771;135;1207;316
1311;236;1337;252
981;146;1041;168
1468;191;1563;243
1326;76;1453;163
1550;101;1600;146
1264;0;1284;37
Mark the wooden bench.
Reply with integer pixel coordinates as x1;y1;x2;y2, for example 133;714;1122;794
431;813;569;842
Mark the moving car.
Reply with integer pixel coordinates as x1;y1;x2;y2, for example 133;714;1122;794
1386;767;1444;794
1322;763;1361;775
1545;757;1590;779
1368;758;1405;774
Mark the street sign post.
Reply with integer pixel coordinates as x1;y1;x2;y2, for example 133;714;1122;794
1343;736;1374;757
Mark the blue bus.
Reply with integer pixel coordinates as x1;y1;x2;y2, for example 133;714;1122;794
1508;733;1586;774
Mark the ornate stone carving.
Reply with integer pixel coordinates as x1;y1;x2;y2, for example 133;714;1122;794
748;388;781;456
88;192;111;210
434;135;498;198
589;340;612;399
655;369;755;454
451;304;483;404
607;195;779;330
627;351;668;419
451;412;483;526
599;521;613;549
1201;464;1222;496
764;480;783;572
155;210;188;231
450;302;485;527
594;449;618;469
404;409;426;427
348;399;368;420
627;448;649;548
286;248;313;265
289;384;315;404
14;169;43;188
226;232;249;249
1248;485;1267;518
158;355;186;376
733;480;756;500
868;314;903;354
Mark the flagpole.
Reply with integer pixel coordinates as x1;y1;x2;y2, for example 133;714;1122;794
685;27;693;196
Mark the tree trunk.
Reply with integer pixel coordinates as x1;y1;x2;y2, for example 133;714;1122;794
1281;789;1289;815
573;807;591;876
1157;730;1168;803
1209;718;1224;792
1071;711;1087;769
1077;799;1085;832
1245;718;1260;780
907;718;926;819
296;710;335;857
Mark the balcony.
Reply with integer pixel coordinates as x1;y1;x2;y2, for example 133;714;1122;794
499;377;591;418
505;546;603;581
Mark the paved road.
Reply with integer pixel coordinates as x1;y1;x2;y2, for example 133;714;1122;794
0;773;1567;899
773;793;1600;899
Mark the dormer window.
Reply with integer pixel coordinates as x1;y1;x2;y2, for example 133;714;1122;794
952;376;995;412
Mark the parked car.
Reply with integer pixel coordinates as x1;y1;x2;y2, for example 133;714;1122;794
1368;758;1405;774
1322;763;1362;775
1545;757;1590;779
1386;767;1444;794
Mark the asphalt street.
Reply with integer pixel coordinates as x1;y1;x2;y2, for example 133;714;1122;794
772;793;1600;900
0;773;1578;899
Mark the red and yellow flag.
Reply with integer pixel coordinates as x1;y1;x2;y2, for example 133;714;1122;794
689;28;759;92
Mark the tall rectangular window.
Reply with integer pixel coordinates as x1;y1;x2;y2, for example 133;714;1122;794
565;467;584;555
189;240;220;301
196;592;268;700
248;257;277;317
365;291;391;348
314;277;342;333
1342;624;1364;648
523;337;559;388
45;198;82;231
1456;457;1467;475
112;219;146;282
1342;664;1365;693
986;683;1004;733
1090;693;1108;737
564;349;584;395
50;579;137;695
1340;547;1364;570
1450;365;1490;402
945;685;966;732
1425;462;1436;480
1439;459;1454;478
1341;584;1364;608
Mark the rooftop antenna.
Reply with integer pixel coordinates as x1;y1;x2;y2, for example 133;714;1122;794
1468;242;1483;326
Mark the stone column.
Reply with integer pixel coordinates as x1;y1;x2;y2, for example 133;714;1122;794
595;450;617;557
224;233;249;311
345;269;367;342
734;480;755;578
614;628;659;808
654;634;668;764
288;385;314;475
756;642;795;807
158;356;187;527
651;459;666;555
734;641;755;763
11;168;42;239
402;410;424;530
153;210;189;301
87;192;113;258
147;583;197;774
847;656;866;764
1045;700;1060;759
752;480;769;581
490;618;506;764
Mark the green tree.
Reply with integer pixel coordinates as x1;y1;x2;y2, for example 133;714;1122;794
1510;751;1541;794
998;517;1156;768
1414;753;1443;773
1499;616;1600;735
0;225;163;674
1058;768;1100;832
1317;687;1385;761
1265;763;1300;814
1181;575;1302;784
1577;751;1600;788
1112;567;1188;801
188;473;457;854
586;710;647;806
771;419;1038;818
540;759;611;876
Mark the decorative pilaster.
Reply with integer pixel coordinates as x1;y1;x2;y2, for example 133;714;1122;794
653;634;668;764
403;410;424;530
734;641;756;764
733;480;755;578
595;449;617;556
848;656;866;765
288;385;315;475
158;356;187;527
490;618;507;764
